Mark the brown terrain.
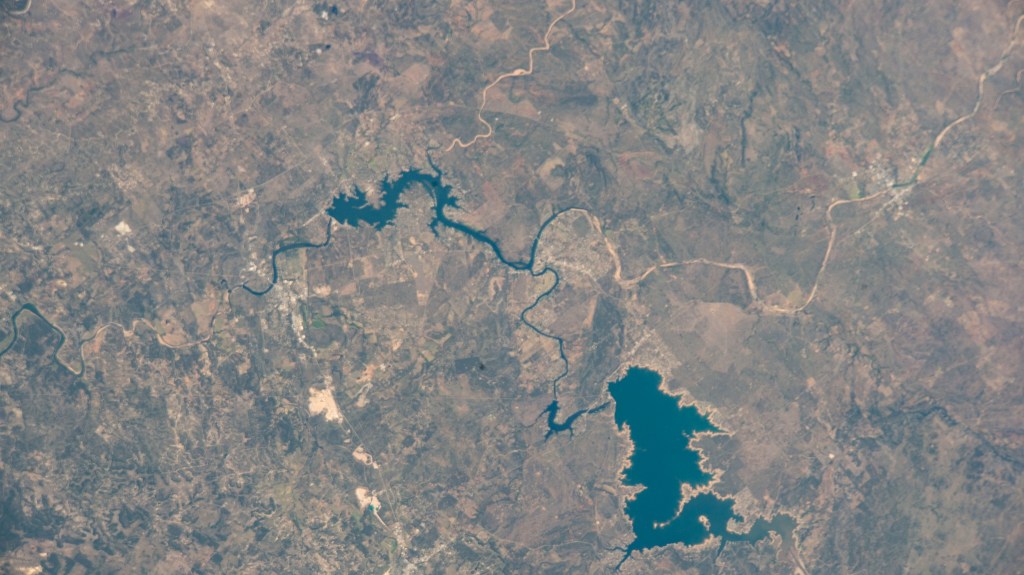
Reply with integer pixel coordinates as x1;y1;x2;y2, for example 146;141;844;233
1;0;1023;573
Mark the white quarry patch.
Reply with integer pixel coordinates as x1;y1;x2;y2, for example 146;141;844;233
353;445;380;469
355;487;381;511
237;187;256;208
291;305;308;348
115;220;132;235
308;387;342;422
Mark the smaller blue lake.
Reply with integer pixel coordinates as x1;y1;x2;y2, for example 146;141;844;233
609;367;790;564
326;173;411;230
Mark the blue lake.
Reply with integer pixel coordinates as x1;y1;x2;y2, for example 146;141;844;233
325;172;797;558
609;367;750;560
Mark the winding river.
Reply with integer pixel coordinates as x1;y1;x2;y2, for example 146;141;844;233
322;163;599;435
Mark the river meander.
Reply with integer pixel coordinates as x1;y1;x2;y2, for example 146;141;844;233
323;165;597;436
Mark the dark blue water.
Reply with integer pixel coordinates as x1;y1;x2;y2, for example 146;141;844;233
544;399;610;439
239;220;333;296
0;303;76;372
